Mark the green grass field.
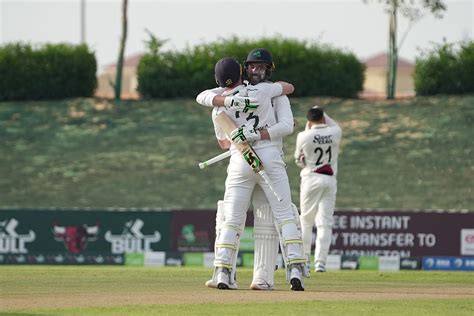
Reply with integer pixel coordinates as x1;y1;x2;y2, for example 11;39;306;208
0;266;473;315
0;95;473;210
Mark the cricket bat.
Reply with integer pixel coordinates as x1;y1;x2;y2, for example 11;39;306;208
198;150;231;169
214;112;283;202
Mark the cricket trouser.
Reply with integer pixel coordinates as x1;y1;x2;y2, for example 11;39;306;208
299;173;337;265
209;193;278;290
214;146;306;270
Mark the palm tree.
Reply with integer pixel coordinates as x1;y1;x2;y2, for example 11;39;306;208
114;0;129;101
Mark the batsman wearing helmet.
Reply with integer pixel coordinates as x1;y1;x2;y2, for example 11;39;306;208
242;48;305;290
196;50;308;291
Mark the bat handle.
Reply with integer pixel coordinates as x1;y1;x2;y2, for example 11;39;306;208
198;151;231;170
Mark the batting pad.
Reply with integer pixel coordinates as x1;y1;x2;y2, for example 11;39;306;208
253;204;279;287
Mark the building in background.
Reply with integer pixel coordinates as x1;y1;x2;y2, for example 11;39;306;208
96;53;142;99
361;52;415;98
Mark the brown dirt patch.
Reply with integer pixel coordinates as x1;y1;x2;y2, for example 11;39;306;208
2;286;473;311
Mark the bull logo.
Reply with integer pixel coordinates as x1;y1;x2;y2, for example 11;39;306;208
52;222;99;253
105;219;161;254
0;218;35;254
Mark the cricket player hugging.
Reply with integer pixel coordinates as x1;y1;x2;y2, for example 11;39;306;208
196;56;308;291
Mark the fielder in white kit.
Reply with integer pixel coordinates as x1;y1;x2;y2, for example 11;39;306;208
196;56;308;291
294;106;342;272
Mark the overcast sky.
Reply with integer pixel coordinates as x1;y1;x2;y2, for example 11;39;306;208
1;0;472;72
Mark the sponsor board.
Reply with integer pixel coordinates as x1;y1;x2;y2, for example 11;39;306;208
326;254;342;270
0;218;36;254
105;218;164;254
165;252;183;267
171;211;215;252
379;256;400;271
125;252;144;266
183;252;204;266
328;211;474;258
422;256;474;271
170;209;254;253
400;257;421;270
144;251;166;267
359;256;379;270
176;223;211;252
461;229;474;256
242;253;254;267
341;256;358;270
53;221;99;253
240;227;255;252
0;209;172;256
0;252;124;265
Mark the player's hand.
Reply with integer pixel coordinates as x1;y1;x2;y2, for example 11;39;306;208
224;95;258;113
230;125;261;144
295;152;306;168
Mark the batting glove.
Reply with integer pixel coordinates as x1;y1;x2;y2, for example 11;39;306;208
224;95;259;113
230;126;261;144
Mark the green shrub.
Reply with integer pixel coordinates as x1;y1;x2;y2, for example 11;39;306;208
414;41;474;95
0;43;97;101
458;41;474;93
137;37;365;98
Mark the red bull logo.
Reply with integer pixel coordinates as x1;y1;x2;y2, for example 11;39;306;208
52;223;99;253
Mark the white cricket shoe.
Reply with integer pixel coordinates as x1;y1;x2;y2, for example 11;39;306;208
216;267;231;290
289;264;305;291
250;279;274;291
205;279;217;288
206;278;238;289
315;261;326;273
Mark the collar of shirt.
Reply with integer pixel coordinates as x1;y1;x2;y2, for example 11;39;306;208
310;123;328;129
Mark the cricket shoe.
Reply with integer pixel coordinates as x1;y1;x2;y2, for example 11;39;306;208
205;278;238;290
216;267;232;290
205;279;217;288
304;263;311;277
315;261;326;273
289;264;305;291
250;279;274;291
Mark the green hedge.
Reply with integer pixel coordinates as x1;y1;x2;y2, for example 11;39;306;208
0;43;97;101
414;41;474;95
137;37;365;98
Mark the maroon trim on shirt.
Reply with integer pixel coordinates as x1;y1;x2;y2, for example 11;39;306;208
313;164;334;176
